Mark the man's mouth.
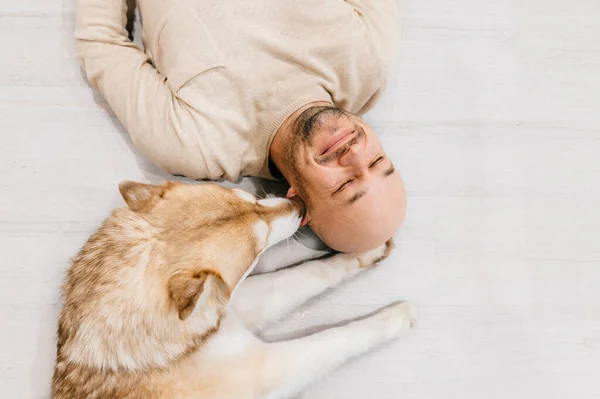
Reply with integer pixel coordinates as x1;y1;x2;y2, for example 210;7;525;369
320;128;356;155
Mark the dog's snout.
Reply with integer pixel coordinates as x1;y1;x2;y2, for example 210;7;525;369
289;196;306;217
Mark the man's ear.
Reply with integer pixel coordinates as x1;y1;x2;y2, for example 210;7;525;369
119;181;164;212
286;186;309;226
286;186;297;199
168;271;230;321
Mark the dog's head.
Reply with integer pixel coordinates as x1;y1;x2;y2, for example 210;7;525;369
57;181;303;372
117;181;305;312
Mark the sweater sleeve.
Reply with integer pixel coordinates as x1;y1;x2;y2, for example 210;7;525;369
344;0;401;74
253;227;332;274
75;0;203;177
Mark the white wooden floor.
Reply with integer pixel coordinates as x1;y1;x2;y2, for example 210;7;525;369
1;1;600;398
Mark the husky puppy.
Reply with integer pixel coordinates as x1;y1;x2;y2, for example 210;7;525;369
52;181;416;399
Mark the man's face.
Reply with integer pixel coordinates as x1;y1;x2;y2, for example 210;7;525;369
283;107;407;252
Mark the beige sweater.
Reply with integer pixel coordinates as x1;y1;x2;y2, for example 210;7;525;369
76;0;399;181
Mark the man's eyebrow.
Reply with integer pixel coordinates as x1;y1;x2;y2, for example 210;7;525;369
346;190;367;205
344;166;395;205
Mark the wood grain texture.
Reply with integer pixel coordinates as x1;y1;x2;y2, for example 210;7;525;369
0;0;599;398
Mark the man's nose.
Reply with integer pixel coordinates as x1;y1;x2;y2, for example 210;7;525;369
339;144;368;176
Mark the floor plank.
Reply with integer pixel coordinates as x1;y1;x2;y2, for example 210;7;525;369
1;0;599;398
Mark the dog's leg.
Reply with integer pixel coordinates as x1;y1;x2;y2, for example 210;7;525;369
258;302;417;399
231;240;394;331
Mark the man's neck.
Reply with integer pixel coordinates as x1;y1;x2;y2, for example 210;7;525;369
270;101;332;180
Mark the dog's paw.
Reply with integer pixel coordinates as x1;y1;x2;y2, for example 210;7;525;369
370;301;418;340
355;239;395;268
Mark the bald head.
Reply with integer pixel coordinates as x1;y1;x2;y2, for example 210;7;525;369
309;167;406;252
270;104;407;253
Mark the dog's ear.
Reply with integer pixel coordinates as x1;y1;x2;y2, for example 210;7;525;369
168;271;230;320
119;181;164;212
169;272;208;320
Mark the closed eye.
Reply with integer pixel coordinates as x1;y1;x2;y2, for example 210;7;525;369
369;156;385;168
334;179;354;194
334;156;384;195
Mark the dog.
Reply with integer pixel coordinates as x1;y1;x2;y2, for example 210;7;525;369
51;181;416;398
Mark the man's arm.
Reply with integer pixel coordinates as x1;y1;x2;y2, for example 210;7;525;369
75;0;202;177
344;0;401;75
253;227;332;274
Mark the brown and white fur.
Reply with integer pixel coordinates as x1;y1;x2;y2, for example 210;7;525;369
51;181;416;399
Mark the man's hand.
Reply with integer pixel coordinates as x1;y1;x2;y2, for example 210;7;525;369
343;238;395;269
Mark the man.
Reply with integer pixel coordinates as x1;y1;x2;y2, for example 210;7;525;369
76;0;406;253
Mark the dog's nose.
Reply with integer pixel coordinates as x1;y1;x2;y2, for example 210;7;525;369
289;196;306;217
